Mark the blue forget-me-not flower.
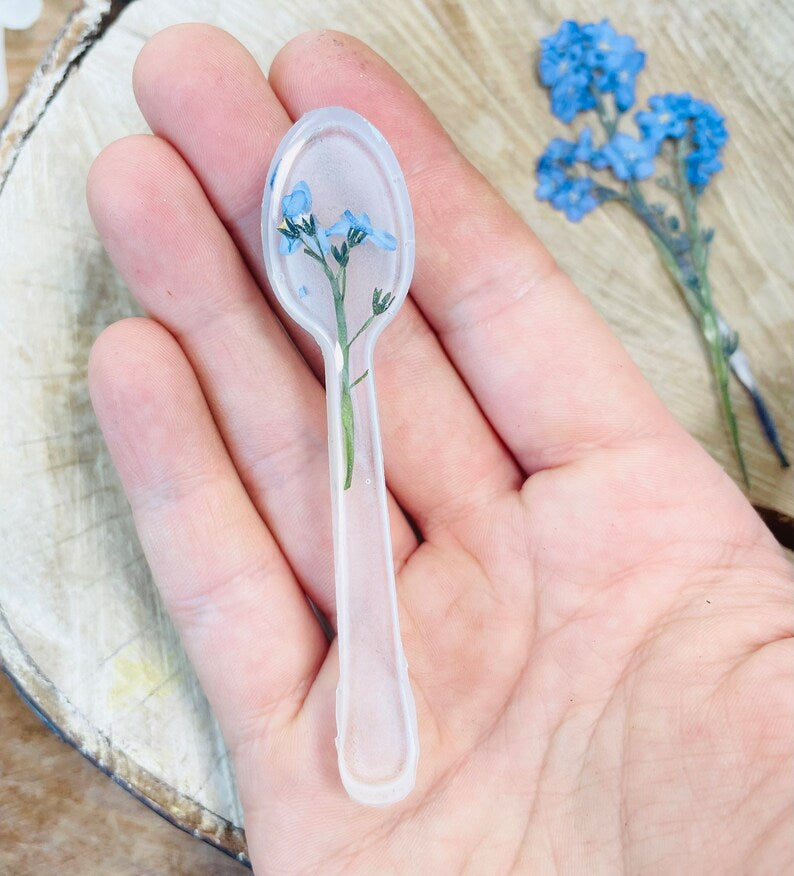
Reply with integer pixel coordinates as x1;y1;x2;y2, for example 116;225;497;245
635;92;693;146
539;18;645;122
326;210;397;251
274;180;399;489
536;136;601;221
533;19;787;481
600;132;656;181
278;181;332;255
633;93;727;187
281;180;311;218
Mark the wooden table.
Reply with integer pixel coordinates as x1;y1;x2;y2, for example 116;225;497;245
0;5;241;872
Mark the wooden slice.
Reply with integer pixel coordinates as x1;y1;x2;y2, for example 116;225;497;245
1;0;791;865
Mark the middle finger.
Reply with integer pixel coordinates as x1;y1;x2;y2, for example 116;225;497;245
131;23;523;536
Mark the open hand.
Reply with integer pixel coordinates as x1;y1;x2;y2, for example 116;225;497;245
86;26;793;874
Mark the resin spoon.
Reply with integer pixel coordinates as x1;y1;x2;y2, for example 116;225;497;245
261;107;419;806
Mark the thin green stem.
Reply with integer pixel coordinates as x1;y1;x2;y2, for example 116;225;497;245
303;228;356;489
625;182;703;308
646;228;703;322
676;140;707;281
297;226;387;489
329;273;355;490
302;231;336;287
590;86;618;138
673;141;748;484
586;107;764;482
348;315;375;349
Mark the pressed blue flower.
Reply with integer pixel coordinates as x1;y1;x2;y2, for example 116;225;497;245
540;19;583;55
536;133;610;206
573;127;609;169
582;19;636;71
685;99;727;187
596;49;645;111
279;234;303;256
535;168;566;201
533;23;788;476
686;149;723;186
326;210;397;250
535;137;601;220
539;21;596;121
539;18;646;120
539;19;647;119
549;70;596;122
545;136;578;164
633;94;727;186
281;180;312;218
277;181;332;256
601;132;656;180
550;177;599;222
635;92;693;147
536;137;576;200
691;99;728;152
539;38;584;87
535;160;567;201
539;20;584;86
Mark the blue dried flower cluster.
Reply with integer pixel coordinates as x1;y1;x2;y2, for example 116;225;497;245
536;19;728;222
636;92;728;185
277;180;396;256
533;19;788;479
540;19;645;122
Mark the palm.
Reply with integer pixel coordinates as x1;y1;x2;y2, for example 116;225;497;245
86;26;793;874
259;449;788;872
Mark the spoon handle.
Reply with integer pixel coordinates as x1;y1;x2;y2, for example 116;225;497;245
324;347;418;806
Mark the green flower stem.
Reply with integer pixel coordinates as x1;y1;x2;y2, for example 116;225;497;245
348;315;375;349
645;224;703;322
674;141;749;485
331;279;356;491
302;230;374;491
623;177;749;484
592;107;742;482
590;85;619;137
654;232;748;486
625;182;703;308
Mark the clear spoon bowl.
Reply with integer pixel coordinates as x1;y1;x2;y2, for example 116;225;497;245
261;107;419;805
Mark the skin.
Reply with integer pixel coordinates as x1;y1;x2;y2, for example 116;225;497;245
85;26;793;875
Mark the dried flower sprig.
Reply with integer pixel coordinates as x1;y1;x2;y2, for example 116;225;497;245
277;181;396;489
535;19;788;484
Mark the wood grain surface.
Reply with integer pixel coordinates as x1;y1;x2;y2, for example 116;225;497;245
0;1;80;127
0;672;244;875
1;0;791;872
1;3;241;871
